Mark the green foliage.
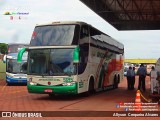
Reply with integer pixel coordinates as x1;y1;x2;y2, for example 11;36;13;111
0;60;6;80
0;43;7;54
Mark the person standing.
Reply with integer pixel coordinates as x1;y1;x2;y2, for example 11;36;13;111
137;64;147;92
131;67;136;90
150;66;158;94
127;66;133;90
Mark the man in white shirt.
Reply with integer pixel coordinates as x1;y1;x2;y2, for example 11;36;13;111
150;66;159;94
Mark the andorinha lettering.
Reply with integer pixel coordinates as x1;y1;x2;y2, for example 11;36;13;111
39;78;60;81
97;52;106;58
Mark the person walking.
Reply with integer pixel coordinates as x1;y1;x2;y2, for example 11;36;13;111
137;64;147;92
127;66;133;90
150;66;158;94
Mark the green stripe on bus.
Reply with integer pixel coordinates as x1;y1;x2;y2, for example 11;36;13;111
27;83;78;94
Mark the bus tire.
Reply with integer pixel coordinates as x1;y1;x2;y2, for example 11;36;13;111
48;93;55;98
114;75;118;89
118;75;120;84
7;82;11;86
84;78;94;96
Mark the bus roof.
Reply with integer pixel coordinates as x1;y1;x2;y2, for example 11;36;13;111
35;21;87;26
8;43;29;46
35;21;124;52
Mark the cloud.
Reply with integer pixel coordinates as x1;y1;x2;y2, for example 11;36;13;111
0;0;6;7
0;28;18;43
0;27;31;44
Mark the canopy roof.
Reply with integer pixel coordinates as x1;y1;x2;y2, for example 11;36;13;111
80;0;160;30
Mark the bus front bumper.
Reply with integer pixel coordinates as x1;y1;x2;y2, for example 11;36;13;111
27;83;78;94
6;76;27;84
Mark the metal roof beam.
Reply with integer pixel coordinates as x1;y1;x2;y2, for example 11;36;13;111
114;0;133;20
132;0;144;21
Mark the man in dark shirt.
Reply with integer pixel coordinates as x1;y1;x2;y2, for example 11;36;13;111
127;66;133;90
137;64;147;91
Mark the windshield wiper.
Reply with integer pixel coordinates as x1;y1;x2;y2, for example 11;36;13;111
41;73;48;77
65;72;72;77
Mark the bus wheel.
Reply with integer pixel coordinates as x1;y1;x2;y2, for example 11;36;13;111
48;93;55;98
114;76;118;89
83;79;94;97
7;82;11;86
118;75;120;84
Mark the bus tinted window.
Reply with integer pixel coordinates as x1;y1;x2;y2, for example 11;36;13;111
30;25;80;46
6;53;28;74
77;25;89;74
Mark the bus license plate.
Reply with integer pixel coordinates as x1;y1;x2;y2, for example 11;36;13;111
44;89;53;93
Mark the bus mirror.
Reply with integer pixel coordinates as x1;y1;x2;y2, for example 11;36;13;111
3;54;6;63
17;48;26;63
73;46;80;63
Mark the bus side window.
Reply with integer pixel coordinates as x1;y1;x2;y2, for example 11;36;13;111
80;51;87;64
21;62;27;73
78;48;88;74
78;50;85;74
80;25;89;39
78;25;89;74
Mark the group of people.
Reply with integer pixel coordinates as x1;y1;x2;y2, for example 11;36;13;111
126;64;159;94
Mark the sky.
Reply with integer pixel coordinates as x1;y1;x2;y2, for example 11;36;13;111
0;0;160;59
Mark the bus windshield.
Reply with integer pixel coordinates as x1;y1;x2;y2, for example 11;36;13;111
8;44;28;53
6;53;28;74
28;48;77;76
6;59;27;74
30;25;80;46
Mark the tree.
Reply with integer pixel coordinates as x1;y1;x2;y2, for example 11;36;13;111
0;43;7;54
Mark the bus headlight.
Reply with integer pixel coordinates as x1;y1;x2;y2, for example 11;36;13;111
29;82;37;85
28;78;32;82
7;74;13;78
62;82;75;86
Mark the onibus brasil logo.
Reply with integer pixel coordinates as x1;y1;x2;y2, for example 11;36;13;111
3;11;29;20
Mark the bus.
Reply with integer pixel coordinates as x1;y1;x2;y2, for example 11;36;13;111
4;43;28;85
17;21;124;96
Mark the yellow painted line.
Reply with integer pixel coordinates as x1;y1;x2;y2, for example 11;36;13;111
0;83;7;91
11;90;27;94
